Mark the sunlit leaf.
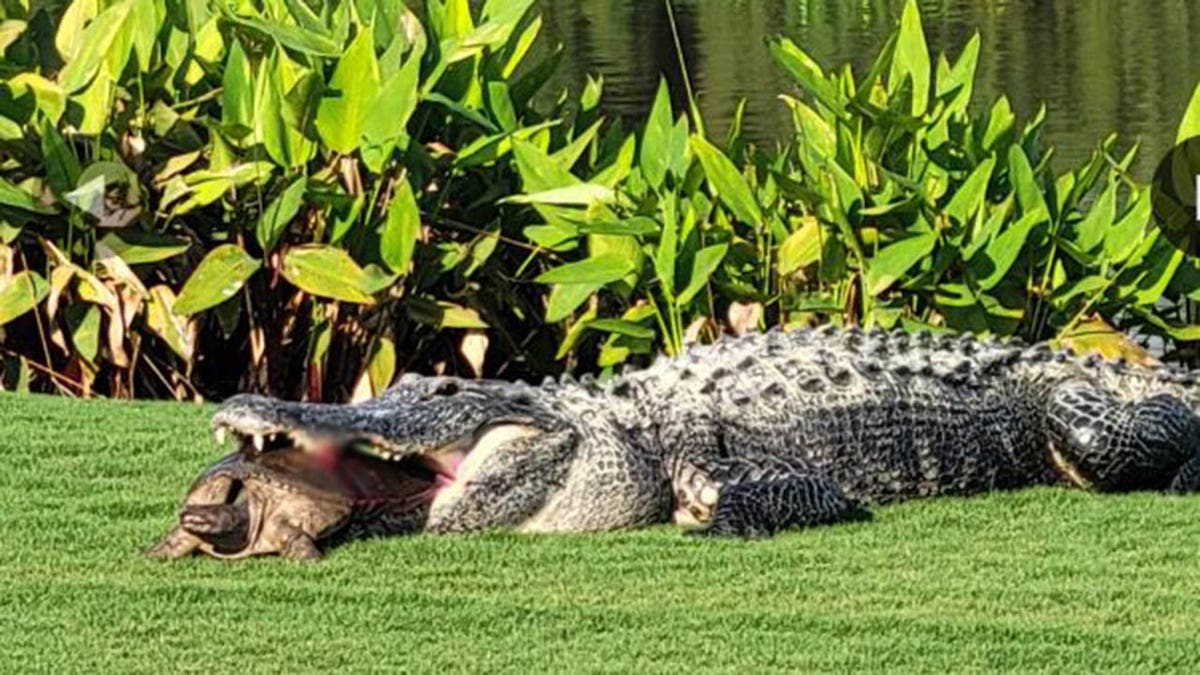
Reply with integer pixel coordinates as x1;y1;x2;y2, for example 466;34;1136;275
777;217;822;275
257;176;308;253
690;135;762;225
866;231;937;296
888;0;931;116
677;244;728;305
380;177;420;274
282;245;376;304
0;271;48;325
535;253;633;285
174;245;261;316
640;79;673;190
504;183;614;206
316;28;380;153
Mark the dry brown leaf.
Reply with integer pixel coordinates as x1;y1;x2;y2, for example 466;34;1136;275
1053;316;1158;366
683;316;713;345
727;302;763;337
145;285;195;361
460;331;489;378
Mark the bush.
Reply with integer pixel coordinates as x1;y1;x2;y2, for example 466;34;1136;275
0;0;1195;400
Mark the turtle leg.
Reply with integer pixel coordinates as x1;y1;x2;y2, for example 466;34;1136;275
1047;380;1200;492
676;457;864;537
278;530;322;561
146;526;201;559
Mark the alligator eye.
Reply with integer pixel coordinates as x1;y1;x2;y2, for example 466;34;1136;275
434;382;460;396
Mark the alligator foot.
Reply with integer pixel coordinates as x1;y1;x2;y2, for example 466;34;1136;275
689;472;864;538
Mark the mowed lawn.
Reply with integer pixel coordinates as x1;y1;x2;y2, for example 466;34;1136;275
2;394;1200;673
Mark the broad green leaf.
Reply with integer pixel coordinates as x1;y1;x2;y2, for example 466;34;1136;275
0;177;55;214
777;217;822;275
513;139;578;191
982;96;1014;151
1006;145;1047;219
1177;81;1200;144
254;51;315;169
0;20;24;54
1104;187;1151;263
39;119;81;197
282;245;376;304
257;176;308;253
221;39;254;137
219;9;340;56
574;216;659;237
586;319;655;340
971;209;1041;290
937;32;979;112
780;95;835;159
407;297;488;328
535;253;633;285
381;177;420;274
316;28;380;154
944;156;995;225
98;231;189;265
364;336;396;395
58;0;131;92
865;231;937;296
6;73;67;122
0;271;48;325
363;49;421;147
65;303;101;363
654;197;678;297
145;286;193;360
640;79;673;190
504;183;614;206
888;0;931;116
174;245;261;316
768;38;837;110
1072;179;1116;254
552;118;603;171
691;135;762;225
677;244;728;305
545;282;598;323
486;81;518;131
55;0;97;60
127;0;157;70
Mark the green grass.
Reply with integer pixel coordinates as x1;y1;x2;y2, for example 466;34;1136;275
3;394;1200;673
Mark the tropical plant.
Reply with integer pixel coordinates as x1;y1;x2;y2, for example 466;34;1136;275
0;0;1196;401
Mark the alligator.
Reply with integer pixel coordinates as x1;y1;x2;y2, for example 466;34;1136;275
150;326;1200;559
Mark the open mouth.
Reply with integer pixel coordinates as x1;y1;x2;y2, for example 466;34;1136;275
211;423;470;512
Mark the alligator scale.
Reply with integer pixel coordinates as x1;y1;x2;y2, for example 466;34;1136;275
150;326;1200;559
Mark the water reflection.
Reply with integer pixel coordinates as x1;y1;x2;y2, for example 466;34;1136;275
539;0;1200;178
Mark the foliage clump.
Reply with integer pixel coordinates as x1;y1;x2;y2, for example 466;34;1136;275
0;0;1193;399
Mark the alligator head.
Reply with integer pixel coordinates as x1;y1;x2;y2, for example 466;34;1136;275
150;374;654;559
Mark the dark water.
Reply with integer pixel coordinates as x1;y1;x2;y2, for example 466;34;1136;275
539;0;1200;179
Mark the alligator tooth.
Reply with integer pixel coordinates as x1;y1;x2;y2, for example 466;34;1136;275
252;434;265;452
291;432;313;451
215;428;227;446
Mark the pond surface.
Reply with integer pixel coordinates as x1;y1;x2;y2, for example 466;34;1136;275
539;0;1200;179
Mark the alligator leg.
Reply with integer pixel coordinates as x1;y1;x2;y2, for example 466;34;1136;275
1047;380;1200;492
677;458;864;537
